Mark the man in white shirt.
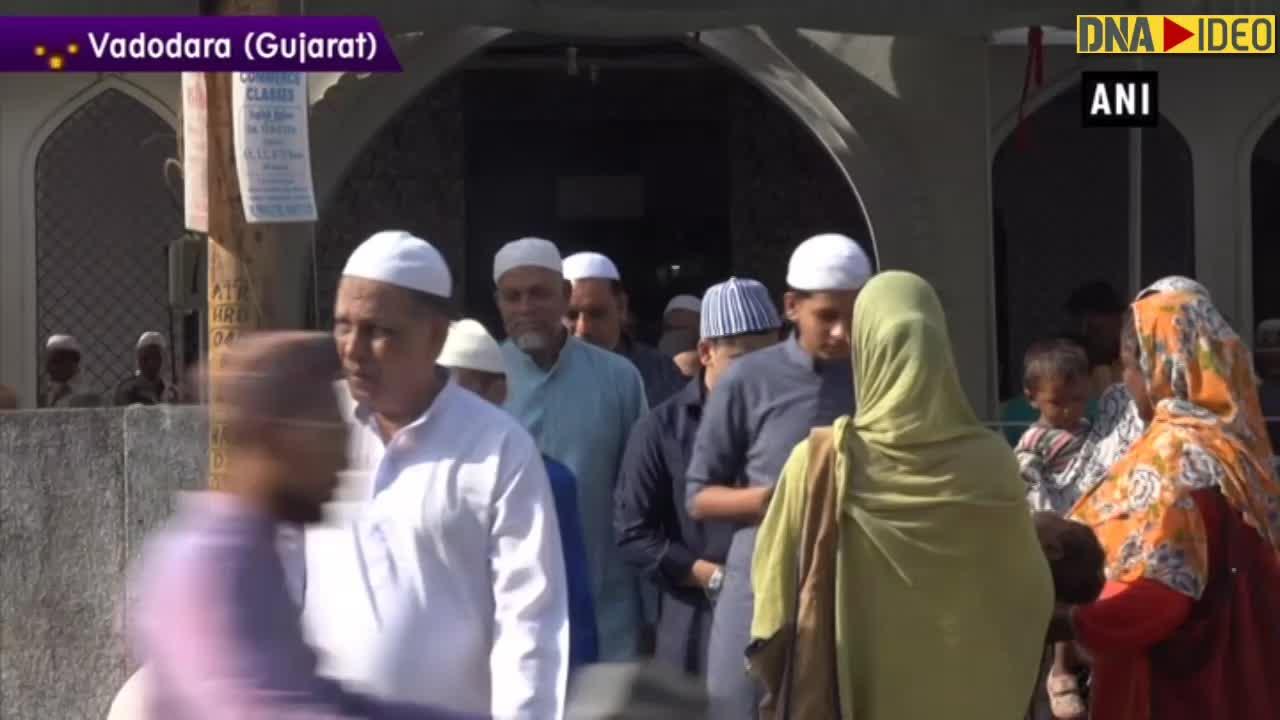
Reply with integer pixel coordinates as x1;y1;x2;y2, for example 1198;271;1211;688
302;230;569;719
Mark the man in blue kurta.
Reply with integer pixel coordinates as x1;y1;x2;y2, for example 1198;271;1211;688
494;237;650;661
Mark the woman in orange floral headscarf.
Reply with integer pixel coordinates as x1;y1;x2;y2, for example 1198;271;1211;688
1059;284;1280;720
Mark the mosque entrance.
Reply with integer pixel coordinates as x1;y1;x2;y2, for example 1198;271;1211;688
316;34;869;343
462;38;733;340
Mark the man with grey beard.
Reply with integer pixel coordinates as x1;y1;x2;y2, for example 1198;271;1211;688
494;236;650;662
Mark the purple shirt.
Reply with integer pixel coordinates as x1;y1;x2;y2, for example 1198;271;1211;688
132;492;482;720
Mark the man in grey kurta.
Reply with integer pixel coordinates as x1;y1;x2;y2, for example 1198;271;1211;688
563;251;685;407
685;233;872;719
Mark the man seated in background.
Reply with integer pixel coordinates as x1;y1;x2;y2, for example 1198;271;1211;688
115;332;179;406
42;334;102;408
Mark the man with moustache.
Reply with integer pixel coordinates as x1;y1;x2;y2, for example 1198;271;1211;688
495;237;649;661
562;251;685;406
130;332;476;719
302;231;568;719
686;233;872;718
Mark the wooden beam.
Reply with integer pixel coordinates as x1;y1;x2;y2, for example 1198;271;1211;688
204;0;284;489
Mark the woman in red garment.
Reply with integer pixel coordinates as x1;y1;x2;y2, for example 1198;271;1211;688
1060;287;1280;720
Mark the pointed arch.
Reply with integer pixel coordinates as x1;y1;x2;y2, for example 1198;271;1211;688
21;77;180;400
989;78;1195;401
1240;95;1280;341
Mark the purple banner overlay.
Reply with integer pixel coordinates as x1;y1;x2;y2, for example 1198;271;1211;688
0;16;401;72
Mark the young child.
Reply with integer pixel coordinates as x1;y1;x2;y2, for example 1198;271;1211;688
1033;512;1106;720
1016;338;1093;515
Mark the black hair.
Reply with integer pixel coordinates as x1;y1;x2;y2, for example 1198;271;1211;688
1034;512;1106;605
1065;280;1126;317
1023;337;1089;393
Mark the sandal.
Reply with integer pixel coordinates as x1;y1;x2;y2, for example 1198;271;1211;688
1047;670;1087;719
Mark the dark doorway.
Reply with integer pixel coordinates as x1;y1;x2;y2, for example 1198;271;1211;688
315;36;870;341
463;43;732;341
1253;119;1280;328
992;83;1194;402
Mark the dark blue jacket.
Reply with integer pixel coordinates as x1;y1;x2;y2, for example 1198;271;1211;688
543;455;599;668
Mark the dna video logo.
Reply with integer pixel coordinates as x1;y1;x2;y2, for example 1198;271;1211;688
1076;15;1275;54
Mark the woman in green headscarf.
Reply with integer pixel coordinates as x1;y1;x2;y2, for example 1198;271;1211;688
750;271;1053;719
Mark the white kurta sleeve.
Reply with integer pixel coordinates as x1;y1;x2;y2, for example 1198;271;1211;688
489;433;570;719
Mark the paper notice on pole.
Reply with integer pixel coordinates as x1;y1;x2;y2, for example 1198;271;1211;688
231;72;317;223
181;72;208;232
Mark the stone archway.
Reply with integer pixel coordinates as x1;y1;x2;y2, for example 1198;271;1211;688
30;85;181;401
309;29;874;338
307;28;1002;411
991;83;1194;402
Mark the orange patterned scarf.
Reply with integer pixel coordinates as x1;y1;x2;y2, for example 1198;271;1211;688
1071;290;1280;598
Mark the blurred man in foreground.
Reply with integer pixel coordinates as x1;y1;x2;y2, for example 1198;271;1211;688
130;331;477;719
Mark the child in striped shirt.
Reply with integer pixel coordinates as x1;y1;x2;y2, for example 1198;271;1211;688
1016;338;1092;515
1016;338;1094;719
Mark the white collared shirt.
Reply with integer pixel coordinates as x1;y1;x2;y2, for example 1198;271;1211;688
302;381;569;718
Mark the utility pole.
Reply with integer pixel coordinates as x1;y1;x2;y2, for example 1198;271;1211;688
202;0;283;489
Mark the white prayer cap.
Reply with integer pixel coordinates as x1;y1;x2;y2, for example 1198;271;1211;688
438;319;506;376
342;230;452;299
563;252;621;282
664;294;702;316
46;334;81;354
494;237;562;283
785;233;873;292
136;332;167;351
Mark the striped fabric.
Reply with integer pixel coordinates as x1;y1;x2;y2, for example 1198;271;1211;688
700;277;781;340
1015;420;1090;503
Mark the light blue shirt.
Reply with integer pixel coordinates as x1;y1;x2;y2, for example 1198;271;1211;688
503;335;649;661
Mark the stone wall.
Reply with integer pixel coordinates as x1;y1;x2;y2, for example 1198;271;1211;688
0;406;207;720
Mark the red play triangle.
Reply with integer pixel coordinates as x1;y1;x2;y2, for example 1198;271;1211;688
1164;16;1194;51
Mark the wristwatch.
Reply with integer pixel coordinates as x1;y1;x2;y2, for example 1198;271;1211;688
706;567;725;596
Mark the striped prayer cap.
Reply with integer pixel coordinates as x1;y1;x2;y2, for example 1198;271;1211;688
700;277;781;340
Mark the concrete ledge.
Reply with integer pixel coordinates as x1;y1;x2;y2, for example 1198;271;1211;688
0;405;208;719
